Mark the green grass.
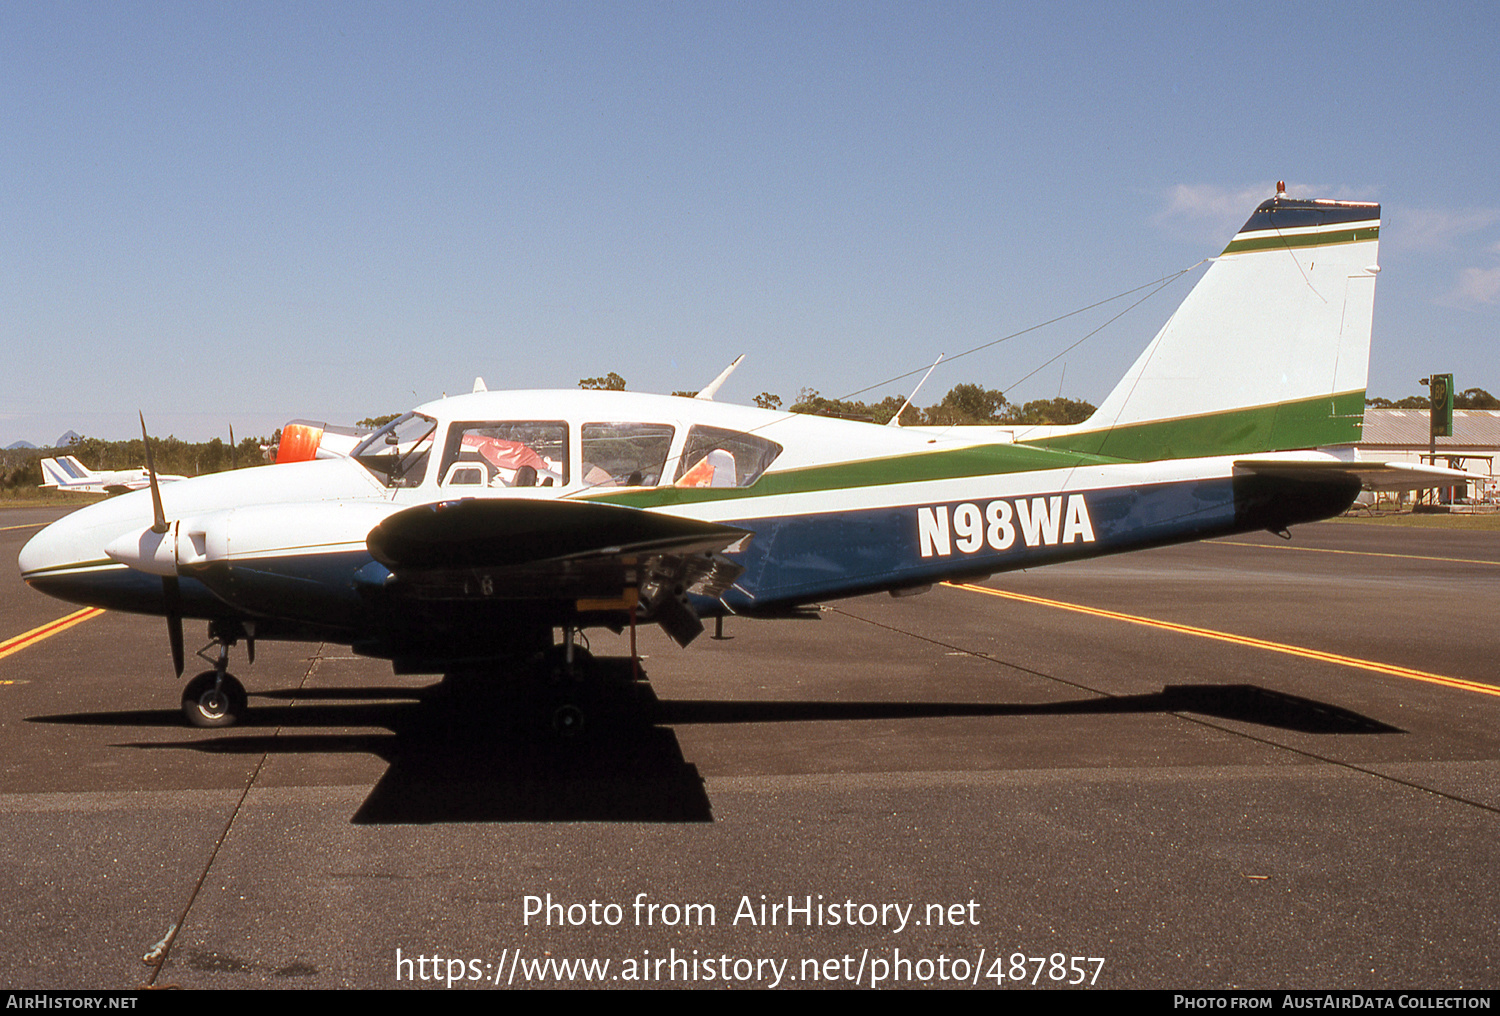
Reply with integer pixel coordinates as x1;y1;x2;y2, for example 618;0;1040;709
0;488;108;507
1332;511;1500;530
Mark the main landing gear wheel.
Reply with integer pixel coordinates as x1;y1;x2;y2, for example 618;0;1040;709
182;671;247;728
540;635;594;737
551;702;587;737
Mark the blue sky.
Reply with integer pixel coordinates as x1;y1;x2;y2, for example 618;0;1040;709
3;1;1497;446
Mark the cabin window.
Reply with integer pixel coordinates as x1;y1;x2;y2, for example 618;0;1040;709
674;426;783;488
351;412;438;488
439;422;569;488
580;422;675;488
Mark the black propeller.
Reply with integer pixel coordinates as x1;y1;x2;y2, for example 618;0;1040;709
140;412;185;676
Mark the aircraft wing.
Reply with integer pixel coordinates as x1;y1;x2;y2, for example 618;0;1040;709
1234;456;1470;492
365;498;752;645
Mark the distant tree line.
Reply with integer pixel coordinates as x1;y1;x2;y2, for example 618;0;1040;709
1366;388;1499;410
578;373;628;391
0;432;273;493
581;374;1097;426
9;381;1490;494
358;414;402;429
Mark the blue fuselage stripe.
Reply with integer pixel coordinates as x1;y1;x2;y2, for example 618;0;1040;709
718;477;1236;608
25;476;1285;649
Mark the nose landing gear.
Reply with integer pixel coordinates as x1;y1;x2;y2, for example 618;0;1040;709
180;620;253;728
181;670;247;728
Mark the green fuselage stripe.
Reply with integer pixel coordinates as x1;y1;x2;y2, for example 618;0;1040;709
1220;225;1378;256
579;392;1368;510
1023;390;1367;461
585;442;1120;510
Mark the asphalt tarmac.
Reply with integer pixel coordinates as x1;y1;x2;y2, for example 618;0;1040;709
1;506;1496;990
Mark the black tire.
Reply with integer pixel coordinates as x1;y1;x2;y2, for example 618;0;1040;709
551;702;587;737
182;671;248;728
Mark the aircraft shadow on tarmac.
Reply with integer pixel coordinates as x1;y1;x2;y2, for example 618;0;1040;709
30;669;1400;825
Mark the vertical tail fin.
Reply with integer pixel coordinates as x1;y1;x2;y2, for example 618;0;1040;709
39;456;96;488
38;458;64;488
1036;192;1380;461
60;456;96;480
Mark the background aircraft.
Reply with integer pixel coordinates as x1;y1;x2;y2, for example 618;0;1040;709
39;455;186;495
273;420;372;464
19;191;1464;729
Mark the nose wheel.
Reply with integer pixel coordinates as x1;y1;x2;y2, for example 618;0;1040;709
182;670;247;728
180;620;253;728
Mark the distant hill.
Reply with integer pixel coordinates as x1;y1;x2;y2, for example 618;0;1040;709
5;441;36;451
55;430;82;447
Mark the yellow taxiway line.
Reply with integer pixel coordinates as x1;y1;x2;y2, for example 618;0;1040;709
0;608;106;662
1213;539;1500;568
947;582;1500;700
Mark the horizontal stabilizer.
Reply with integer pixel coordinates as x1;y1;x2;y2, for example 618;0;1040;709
1234;456;1470;492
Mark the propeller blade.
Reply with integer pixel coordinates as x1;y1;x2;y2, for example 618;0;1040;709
164;585;183;672
140;413;182;673
168;621;184;676
163;576;184;677
139;412;168;535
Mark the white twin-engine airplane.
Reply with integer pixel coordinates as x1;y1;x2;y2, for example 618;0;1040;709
39;455;187;495
18;192;1461;728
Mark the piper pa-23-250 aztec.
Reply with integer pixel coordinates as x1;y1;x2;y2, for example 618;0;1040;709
19;191;1461;728
39;454;187;495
